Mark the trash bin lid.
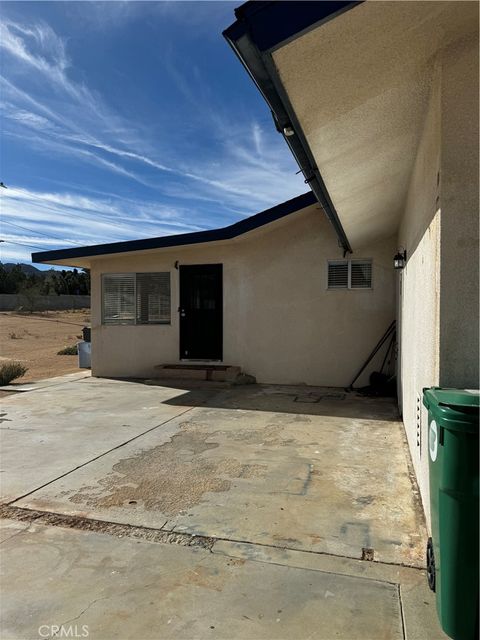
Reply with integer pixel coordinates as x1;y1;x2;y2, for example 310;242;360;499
423;387;479;432
424;387;480;408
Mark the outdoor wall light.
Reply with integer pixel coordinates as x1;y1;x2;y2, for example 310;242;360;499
394;249;407;270
283;125;295;137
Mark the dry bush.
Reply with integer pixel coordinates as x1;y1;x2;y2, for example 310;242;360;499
0;362;28;385
57;345;78;356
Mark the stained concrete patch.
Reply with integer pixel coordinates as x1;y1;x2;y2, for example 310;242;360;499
0;377;218;504
1;523;405;640
14;386;426;567
67;423;267;515
1;380;444;639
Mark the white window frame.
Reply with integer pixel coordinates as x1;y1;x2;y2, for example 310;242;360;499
101;272;171;325
327;259;373;290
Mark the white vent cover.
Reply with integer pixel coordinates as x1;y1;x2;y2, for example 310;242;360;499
328;261;348;288
351;260;372;289
328;260;372;289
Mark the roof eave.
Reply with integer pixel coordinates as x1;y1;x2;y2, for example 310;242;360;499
224;1;361;255
32;191;317;265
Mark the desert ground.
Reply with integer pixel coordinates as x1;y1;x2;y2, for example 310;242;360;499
0;309;90;385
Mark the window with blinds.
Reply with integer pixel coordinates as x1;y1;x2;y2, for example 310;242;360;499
102;273;171;325
327;260;372;289
136;273;170;324
102;274;135;324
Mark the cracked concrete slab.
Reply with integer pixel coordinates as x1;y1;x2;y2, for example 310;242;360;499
0;377;217;504
0;518;29;544
1;521;407;640
0;504;214;550
12;382;426;567
0;379;445;639
212;540;448;640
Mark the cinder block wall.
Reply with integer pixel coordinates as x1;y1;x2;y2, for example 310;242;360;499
0;294;91;311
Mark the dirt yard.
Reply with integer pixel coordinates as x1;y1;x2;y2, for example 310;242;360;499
0;309;90;384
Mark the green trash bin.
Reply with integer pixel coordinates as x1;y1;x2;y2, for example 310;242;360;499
423;387;479;640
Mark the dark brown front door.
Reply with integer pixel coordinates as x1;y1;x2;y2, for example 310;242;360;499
179;264;223;360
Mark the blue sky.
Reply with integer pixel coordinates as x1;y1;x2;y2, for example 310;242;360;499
0;1;306;268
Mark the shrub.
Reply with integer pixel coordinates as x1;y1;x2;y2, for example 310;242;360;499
8;332;21;339
0;362;28;385
57;345;78;356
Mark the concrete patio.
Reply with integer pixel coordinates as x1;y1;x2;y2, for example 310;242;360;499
0;375;446;639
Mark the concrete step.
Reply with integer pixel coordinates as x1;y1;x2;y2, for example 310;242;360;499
154;364;242;382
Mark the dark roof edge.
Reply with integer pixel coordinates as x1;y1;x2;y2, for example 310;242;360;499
32;191;317;264
223;1;359;255
225;1;360;53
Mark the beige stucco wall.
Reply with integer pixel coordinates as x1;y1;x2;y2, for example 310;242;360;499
398;34;479;528
439;33;479;388
397;62;442;526
272;1;478;250
89;204;396;386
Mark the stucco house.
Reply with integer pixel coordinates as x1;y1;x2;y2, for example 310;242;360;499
32;191;395;386
33;0;479;531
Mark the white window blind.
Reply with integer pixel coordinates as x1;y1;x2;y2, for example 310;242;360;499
102;274;135;324
328;260;372;289
102;272;171;325
136;273;170;324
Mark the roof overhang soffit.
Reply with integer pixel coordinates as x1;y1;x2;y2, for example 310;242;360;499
224;2;361;255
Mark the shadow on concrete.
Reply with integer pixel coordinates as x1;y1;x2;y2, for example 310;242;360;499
108;377;400;422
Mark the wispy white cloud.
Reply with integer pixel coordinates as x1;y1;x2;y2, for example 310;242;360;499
1;11;307;265
0;21;68;72
1;185;205;231
3;15;305;199
252;122;262;156
0;20;96;109
0;184;209;263
4;107;51;129
2;91;303;211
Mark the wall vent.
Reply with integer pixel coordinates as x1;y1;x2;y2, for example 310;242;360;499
327;260;372;289
416;393;422;453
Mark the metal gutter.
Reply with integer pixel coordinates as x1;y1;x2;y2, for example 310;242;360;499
223;1;361;255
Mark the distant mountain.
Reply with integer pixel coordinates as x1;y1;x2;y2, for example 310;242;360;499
2;263;43;275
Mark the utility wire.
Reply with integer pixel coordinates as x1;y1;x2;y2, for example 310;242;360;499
0;220;86;246
5;201;138;235
1;199;160;238
0;239;48;250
